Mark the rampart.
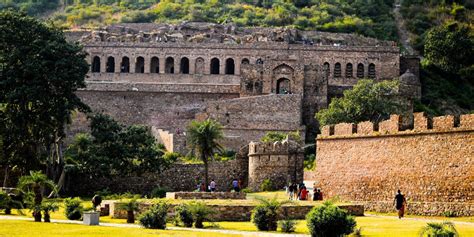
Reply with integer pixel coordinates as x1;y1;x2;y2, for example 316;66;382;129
305;113;474;216
248;139;304;191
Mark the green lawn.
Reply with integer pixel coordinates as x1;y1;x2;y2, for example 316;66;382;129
0;220;242;237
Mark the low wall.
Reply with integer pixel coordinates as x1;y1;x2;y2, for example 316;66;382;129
305;113;474;216
110;202;364;221
166;192;246;200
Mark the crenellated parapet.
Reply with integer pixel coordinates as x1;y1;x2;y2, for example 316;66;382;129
248;139;303;156
319;112;474;138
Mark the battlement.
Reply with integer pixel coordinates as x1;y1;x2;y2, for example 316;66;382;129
248;139;302;156
319;113;474;138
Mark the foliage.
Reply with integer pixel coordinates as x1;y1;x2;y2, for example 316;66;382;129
279;219;296;233
116;199;140;223
306;201;356;237
0;10;89;177
0;190;23;215
186;119;223;188
64;197;83;220
94;189;141;200
138;201;169;229
41;201;59;222
251;197;289;231
260;179;275;192
150;187;167;199
18;171;57;221
419;222;459;237
261;131;287;143
175;203;194;228
316;79;403;127
241;188;252;193
65;114;167;178
162;152;180;165
304;154;316;171
442;211;457;218
424;23;473;74
188;201;215;229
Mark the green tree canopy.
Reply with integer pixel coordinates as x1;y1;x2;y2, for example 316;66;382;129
315;79;404;127
65;114;166;178
0;11;89;178
186;119;223;188
424;22;473;74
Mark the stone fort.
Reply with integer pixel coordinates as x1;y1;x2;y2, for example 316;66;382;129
67;22;421;152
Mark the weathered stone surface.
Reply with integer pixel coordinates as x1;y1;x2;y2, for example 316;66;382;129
321;125;332;136
460;114;474;129
166;192;246;200
379;114;400;134
414;112;428;131
334;123;356;136
357;121;374;135
433;115;455;131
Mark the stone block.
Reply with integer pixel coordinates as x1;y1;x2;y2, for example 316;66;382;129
334;123;355;136
433;115;454;130
460;114;474;129
379;114;400;134
321;125;333;136
357;121;374;135
83;212;100;225
413;112;428;131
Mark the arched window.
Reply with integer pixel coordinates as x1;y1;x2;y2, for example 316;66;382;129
165;57;174;74
91;56;100;73
357;63;365;78
210;58;220;74
334;63;341;77
276;78;291;94
345;63;353;78
323;62;330;78
225;58;235;75
368;63;376;78
180;57;190;74
150;57;159;73
256;58;264;64
254;81;263;93
120;57;130;73
241;58;250;64
195;57;205;74
135;56;144;73
106;57;115;73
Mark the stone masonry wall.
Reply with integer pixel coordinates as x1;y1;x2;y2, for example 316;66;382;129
305;113;474;216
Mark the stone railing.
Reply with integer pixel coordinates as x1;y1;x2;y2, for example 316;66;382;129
165;192;246;200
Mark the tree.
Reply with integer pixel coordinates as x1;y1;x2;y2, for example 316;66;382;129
315;79;404;127
424;22;473;74
251;197;290;231
0;11;89;185
17;171;57;222
186;119;223;189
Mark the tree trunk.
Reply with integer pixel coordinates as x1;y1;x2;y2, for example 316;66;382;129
3;166;9;187
202;152;209;191
44;212;50;222
5;208;11;215
34;211;42;222
127;211;135;223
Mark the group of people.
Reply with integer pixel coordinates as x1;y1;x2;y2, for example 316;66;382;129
286;182;324;201
195;178;242;192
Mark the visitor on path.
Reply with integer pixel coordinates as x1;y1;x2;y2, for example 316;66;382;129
299;186;308;200
200;182;207;192
313;188;323;201
292;183;298;200
232;178;240;192
288;183;295;200
210;179;216;192
394;189;407;219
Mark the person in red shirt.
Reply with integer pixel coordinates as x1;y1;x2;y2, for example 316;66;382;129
300;186;308;200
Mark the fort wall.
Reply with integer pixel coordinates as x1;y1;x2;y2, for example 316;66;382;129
305;113;474;216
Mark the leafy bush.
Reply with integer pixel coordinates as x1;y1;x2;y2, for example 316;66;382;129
279;219;296;233
175;204;194;228
442;211;457;218
41;201;59;222
260;179;275;192
419;222;459;237
138;201;169;229
116;199;140;223
306;202;356;237
0;191;23;215
241;188;252;193
64;197;83;220
150;187;167;199
261;131;287;142
188;201;215;228
252;197;289;231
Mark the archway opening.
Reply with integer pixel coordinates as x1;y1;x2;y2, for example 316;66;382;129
368;63;376;78
225;58;235;75
150;57;159;73
135;56;144;73
357;63;364;78
180;57;189;74
345;63;353;77
106;57;115;73
241;58;250;64
91;56;100;73
323;62;330;78
120;57;130;73
210;58;220;74
165;57;174;74
334;63;341;77
276;78;291;94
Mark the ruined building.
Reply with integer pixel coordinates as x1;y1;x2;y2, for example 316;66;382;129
68;22;420;152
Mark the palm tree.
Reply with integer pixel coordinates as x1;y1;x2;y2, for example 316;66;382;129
18;171;57;222
116;199;140;223
419;222;459;237
186;119;223;189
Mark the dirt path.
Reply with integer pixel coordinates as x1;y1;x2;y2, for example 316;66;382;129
393;0;417;55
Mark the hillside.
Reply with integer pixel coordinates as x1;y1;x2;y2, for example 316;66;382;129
1;0;472;115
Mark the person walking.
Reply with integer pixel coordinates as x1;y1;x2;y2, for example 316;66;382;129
210;179;217;192
232;178;240;192
288;183;295;200
394;189;407;219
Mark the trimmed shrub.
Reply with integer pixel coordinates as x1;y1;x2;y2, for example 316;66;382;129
306;202;356;237
260;179;275;191
64;198;83;220
419;222;459;237
138;201;169;229
175;204;193;227
150;187;167;198
188;201;214;228
251;197;288;231
279;219;296;233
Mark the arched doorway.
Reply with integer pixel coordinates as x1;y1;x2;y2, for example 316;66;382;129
91;56;100;73
150;57;159;73
276;78;291;94
135;56;144;73
210;58;220;74
120;57;130;73
225;58;235;75
180;57;189;74
165;57;174;74
106;57;115;73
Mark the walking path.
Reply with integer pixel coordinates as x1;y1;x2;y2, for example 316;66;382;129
0;215;309;237
364;214;474;226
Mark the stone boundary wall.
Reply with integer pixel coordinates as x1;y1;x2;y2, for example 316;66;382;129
87;73;241;84
305;113;474;216
109;202;364;221
68;160;247;196
165;192;246;200
151;128;174;153
83;81;240;94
